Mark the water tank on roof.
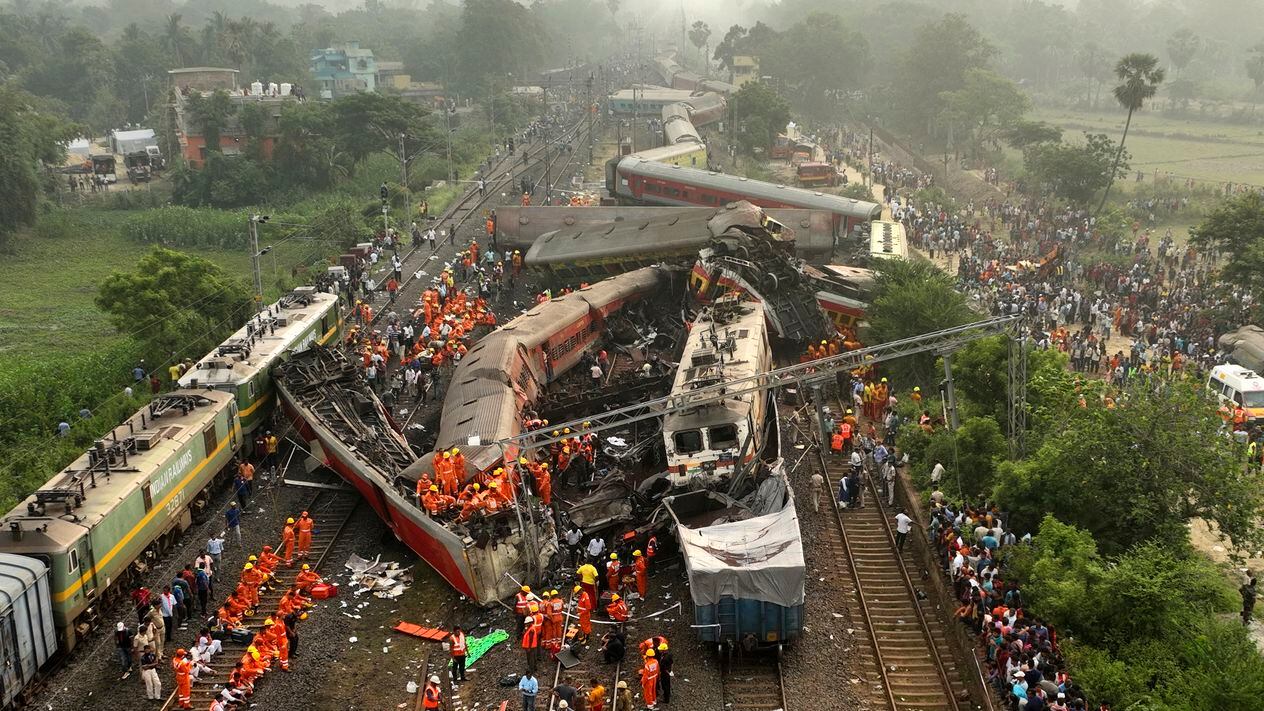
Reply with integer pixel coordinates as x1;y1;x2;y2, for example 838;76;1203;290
280;83;293;96
251;81;263;96
268;82;278;95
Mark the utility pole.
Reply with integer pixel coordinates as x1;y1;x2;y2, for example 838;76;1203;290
248;215;269;313
444;101;454;183
542;80;551;204
867;126;874;189
586;73;594;166
398;132;408;190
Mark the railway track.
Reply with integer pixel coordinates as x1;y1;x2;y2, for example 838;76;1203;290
161;489;359;710
808;394;969;711
545;590;625;711
721;656;787;711
366;106;596;323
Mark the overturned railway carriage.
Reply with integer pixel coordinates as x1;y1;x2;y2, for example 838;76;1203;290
0;391;241;651
607;158;882;237
178;288;342;441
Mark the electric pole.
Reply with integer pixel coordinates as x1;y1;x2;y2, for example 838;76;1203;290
542;80;550;204
399;133;408;190
586;73;594;166
444;101;454;183
248;215;268;313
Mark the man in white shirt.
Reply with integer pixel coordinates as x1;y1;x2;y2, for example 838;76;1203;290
930;461;945;485
894;508;917;551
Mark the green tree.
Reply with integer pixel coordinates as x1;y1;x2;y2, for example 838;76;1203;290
456;0;544;90
729;80;790;155
0;85;76;248
113;24;169;123
161;13;193;66
867;258;974;384
994;380;1264;554
1076;42;1113;108
1191;191;1264;300
327;92;437;171
688;20;711;72
1002;120;1062;149
712;24;746;73
1166;28;1200;75
1097;53;1165;213
187;89;237;156
96;248;252;359
894;14;995;135
762;13;870;119
21;27;114;123
1024;132;1127;206
1245;44;1264;104
937;68;1030;156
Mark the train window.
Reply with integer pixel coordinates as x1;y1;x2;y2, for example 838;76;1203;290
203;424;218;455
68;549;79;574
673;430;703;454
142;483;153;513
709;425;739;449
248;380;256;398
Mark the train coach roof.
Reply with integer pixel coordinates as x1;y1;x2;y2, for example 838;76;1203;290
619;159;882;219
1;390;236;538
671;471;805;608
525;210;716;265
179;290;338;388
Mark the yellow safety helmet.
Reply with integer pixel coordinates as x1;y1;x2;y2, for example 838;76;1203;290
610;594;620;601
443;451;451;459
550;589;558;596
264;618;274;626
573;585;582;593
452;447;460;455
610;553;618;560
541;463;549;469
519;457;528;465
248;555;258;562
821;340;827;345
287;517;295;524
300;612;309;620
913;386;921;392
658;642;668;651
302;564;310;571
521;585;531;593
552;430;560;437
563;428;571;434
633;550;642;556
473;483;481;491
582;421;590;427
881;377;888;383
430;485;439;492
488;481;499;488
495;467;504;475
243;563;254;570
645;648;655;657
541;420;549;426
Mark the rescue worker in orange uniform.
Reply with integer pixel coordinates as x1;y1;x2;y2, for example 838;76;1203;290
535;462;552;506
574;584;594;642
295;564;322;592
645;534;659;575
240;563;263;607
173;649;193;708
514;585;535;639
449;625;468;682
638;635;670;656
263;617;290;672
296;511;313;559
522;606;543;673
258;545;280;575
423;675;442;710
606;553;621;594
606;593;629;622
281;518;296;565
641;648;660;708
547;589;565;654
450;447;467;484
537;590;554;656
633;550;648;600
436;451;458;496
422;485;455;516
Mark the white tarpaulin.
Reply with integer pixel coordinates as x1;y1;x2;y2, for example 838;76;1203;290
672;490;805;608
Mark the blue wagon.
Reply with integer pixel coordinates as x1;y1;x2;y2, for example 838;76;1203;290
665;475;805;658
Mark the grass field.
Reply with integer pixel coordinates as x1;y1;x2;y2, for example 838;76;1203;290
0;215;326;363
1031;106;1264;186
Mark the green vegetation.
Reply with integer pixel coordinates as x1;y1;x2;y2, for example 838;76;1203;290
866;259;973;383
1191;191;1264;302
730;81;791;155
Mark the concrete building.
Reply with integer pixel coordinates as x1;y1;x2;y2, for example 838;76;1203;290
731;56;760;88
168;68;301;168
311;42;378;99
168;67;239;93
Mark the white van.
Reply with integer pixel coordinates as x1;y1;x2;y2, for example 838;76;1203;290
1206;364;1264;423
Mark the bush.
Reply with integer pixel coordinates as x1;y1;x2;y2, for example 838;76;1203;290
121;206;248;249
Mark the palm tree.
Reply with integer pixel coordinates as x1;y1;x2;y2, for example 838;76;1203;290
688;21;711;74
1097;53;1165;213
162;14;189;66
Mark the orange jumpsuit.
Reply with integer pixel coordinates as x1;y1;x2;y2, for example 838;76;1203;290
606;598;629;622
606;560;621;593
535;467;552;506
174;656;193;707
295;569;321;592
577;589;594;637
282;523;296;564
268;618;291;671
634;556;648;599
641;657;659;707
547;596;565;653
297;516;313;558
436;458;458;496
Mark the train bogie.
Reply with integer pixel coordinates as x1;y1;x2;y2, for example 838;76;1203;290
0;554;56;708
694;597;804;650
